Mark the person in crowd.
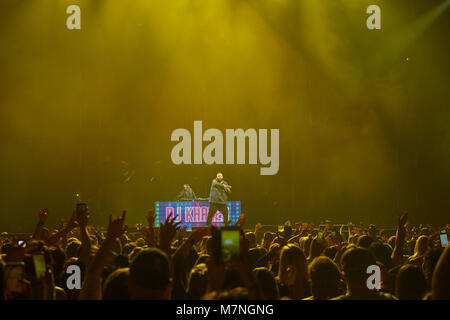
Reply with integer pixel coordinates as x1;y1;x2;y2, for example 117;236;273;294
333;247;397;300
276;244;310;299
305;256;344;300
395;264;427;300
0;206;449;301
253;267;280;300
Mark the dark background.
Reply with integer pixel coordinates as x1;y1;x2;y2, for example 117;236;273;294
0;0;449;231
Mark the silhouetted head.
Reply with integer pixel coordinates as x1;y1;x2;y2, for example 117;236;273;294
128;248;172;299
357;235;374;249
422;247;443;289
253;267;280;300
369;241;394;270
395;264;427;300
103;268;130;300
341;247;376;288
308;256;343;299
187;263;208;299
278;244;309;299
413;235;429;257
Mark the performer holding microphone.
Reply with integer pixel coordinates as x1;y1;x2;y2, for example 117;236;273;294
207;172;232;226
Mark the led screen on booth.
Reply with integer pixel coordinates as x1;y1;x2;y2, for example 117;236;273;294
154;201;241;230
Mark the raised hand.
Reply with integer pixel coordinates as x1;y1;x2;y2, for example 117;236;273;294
255;222;262;233
179;225;188;237
57;219;67;231
38;209;49;224
236;213;246;228
146;210;156;226
398;212;408;229
428;231;440;247
159;213;181;251
83;211;127;285
77;210;89;229
66;211;79;230
334;242;347;267
106;211;127;241
140;225;150;238
392;212;409;264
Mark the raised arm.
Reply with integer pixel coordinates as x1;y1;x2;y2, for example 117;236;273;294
45;211;78;246
144;210;158;247
231;231;264;300
159;213;181;273
32;209;49;240
432;244;450;299
174;227;210;258
391;212;408;265
79;211;127;300
77;210;92;266
340;224;348;242
212;180;232;193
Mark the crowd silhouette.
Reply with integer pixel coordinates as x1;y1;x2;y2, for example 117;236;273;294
1;208;449;300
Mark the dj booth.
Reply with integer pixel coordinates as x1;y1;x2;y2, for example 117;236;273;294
154;201;241;230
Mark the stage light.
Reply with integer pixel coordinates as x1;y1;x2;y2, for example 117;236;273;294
370;0;450;71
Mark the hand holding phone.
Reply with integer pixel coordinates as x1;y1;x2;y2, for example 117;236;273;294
33;253;46;279
221;228;241;263
440;230;448;247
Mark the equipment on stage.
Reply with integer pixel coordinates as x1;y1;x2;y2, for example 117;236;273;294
154;201;241;231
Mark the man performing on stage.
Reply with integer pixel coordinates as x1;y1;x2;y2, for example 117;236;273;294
176;184;197;201
207;172;232;226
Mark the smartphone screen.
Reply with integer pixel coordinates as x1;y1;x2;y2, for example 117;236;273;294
221;229;240;263
440;232;448;247
318;231;323;239
4;263;25;298
33;254;46;279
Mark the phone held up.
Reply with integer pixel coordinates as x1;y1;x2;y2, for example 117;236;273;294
32;253;47;279
211;226;241;264
440;230;448;248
